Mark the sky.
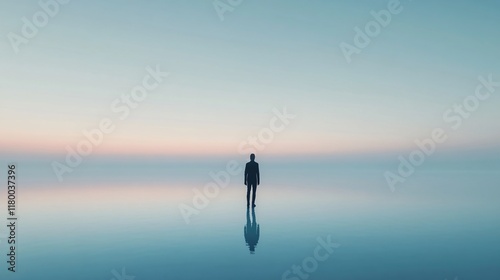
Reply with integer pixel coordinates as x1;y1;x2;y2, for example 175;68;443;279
0;0;499;157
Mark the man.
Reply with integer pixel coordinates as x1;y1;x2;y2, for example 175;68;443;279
244;153;260;208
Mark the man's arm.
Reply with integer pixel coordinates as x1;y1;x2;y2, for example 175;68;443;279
244;163;248;185
257;163;260;185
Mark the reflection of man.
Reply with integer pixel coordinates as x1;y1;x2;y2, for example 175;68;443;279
244;153;260;208
244;208;260;254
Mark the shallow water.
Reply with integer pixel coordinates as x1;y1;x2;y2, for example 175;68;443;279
0;160;499;280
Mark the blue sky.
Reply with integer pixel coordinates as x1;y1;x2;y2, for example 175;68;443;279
0;0;499;156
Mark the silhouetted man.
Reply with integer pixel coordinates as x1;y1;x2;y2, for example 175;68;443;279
244;208;260;254
244;153;260;208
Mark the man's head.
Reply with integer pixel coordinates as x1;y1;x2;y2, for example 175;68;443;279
250;153;255;161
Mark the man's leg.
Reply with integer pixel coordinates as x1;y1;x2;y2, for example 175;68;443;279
252;184;257;207
246;184;251;207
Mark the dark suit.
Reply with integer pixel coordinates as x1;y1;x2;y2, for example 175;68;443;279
244;161;260;206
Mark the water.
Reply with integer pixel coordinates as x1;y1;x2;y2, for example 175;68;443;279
0;157;499;279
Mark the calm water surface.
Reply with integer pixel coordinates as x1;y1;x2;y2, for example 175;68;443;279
0;160;499;280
